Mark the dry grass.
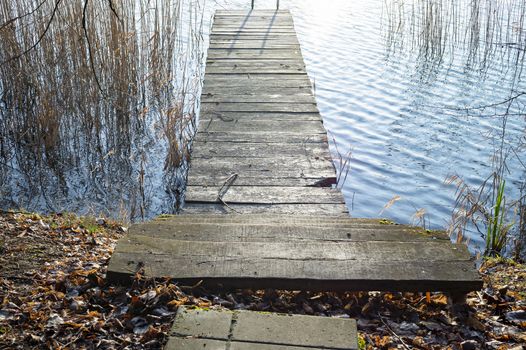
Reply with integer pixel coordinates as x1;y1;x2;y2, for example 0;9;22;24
0;0;203;219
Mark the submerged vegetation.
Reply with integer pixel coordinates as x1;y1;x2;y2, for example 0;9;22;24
0;0;203;220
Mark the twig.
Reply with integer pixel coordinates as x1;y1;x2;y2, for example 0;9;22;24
434;91;526;112
0;0;48;32
180;280;203;291
82;0;105;96
217;173;239;213
105;0;121;21
378;312;412;350
1;0;62;66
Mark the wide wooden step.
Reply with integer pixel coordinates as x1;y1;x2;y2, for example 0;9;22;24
107;214;482;294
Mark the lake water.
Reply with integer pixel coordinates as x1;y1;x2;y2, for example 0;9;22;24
204;0;526;250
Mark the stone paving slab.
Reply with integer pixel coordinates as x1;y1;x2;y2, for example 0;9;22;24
171;307;232;339
167;307;358;350
233;311;357;349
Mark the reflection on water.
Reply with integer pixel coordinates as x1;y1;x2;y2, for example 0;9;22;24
1;0;525;246
0;0;203;220
208;0;525;249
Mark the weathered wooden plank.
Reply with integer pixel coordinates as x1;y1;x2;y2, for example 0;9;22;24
206;60;304;67
211;29;297;35
154;214;379;225
128;223;450;242
107;237;480;292
203;77;311;88
199;112;320;121
182;203;349;215
205;60;305;69
186;169;336;183
204;78;311;86
210;37;299;44
207;51;303;60
212;16;293;21
190;142;330;158
210;34;300;40
213;22;294;27
213;19;294;30
203;85;312;93
211;31;297;36
209;43;300;49
115;237;471;262
209;38;299;45
185;186;344;204
198;119;325;133
201;102;318;113
213;14;293;19
214;10;291;15
204;73;310;81
206;66;305;74
214;15;294;22
148;221;435;236
213;15;293;20
187;155;333;169
207;55;302;61
202;87;314;96
193;132;328;143
213;15;292;20
187;156;335;176
156;214;400;223
201;94;315;104
211;28;296;34
187;175;333;187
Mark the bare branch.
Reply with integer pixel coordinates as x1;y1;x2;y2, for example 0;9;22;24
1;0;62;66
82;0;105;95
0;0;48;32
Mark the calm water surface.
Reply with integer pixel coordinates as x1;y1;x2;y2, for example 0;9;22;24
205;0;526;249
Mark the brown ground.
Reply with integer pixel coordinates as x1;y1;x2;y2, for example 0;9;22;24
0;211;524;349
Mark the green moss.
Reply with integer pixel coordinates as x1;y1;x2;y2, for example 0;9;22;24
483;256;518;266
157;214;175;220
357;334;366;350
379;219;396;225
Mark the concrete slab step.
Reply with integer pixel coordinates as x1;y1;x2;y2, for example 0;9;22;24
166;306;358;350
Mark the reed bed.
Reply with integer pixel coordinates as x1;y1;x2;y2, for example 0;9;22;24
0;0;203;219
384;0;526;74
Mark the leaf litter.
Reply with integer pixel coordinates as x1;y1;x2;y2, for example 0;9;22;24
0;211;525;349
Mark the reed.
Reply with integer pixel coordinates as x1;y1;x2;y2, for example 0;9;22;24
447;171;516;257
0;0;203;219
485;178;513;256
383;0;526;75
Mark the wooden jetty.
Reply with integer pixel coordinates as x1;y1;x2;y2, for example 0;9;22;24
108;10;481;297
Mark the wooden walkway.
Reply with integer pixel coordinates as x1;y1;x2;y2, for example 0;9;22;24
108;10;481;296
185;9;346;215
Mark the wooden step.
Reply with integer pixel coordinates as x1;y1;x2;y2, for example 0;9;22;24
107;214;482;294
